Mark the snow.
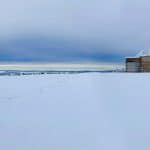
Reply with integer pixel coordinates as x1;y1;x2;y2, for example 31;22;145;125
0;73;149;150
126;49;150;58
136;49;150;57
0;63;124;71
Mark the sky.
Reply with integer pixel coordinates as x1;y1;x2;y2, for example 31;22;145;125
0;0;150;62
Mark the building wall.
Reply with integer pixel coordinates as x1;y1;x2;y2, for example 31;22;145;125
140;56;150;72
126;58;141;72
126;56;150;72
126;62;140;72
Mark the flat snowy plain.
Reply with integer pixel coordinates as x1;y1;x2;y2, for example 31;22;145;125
0;73;149;150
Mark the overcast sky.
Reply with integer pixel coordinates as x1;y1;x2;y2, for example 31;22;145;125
0;0;149;62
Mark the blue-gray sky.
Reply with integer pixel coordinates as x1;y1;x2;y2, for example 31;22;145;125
0;0;150;62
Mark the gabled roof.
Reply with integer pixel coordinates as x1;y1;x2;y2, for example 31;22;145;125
126;49;150;59
136;49;150;57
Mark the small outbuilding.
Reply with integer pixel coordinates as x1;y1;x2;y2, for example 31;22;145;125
126;50;150;72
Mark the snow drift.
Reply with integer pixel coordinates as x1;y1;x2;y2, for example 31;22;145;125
0;73;149;150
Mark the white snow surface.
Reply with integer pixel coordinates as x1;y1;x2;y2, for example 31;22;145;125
136;49;150;57
0;73;149;150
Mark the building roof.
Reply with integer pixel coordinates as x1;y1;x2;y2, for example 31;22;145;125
126;49;150;59
136;49;150;57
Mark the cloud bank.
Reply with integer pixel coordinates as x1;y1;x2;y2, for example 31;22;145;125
0;0;149;62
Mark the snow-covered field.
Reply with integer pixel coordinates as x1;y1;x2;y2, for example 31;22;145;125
0;63;124;71
0;73;149;150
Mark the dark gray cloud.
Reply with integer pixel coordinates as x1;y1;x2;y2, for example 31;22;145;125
0;36;123;62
